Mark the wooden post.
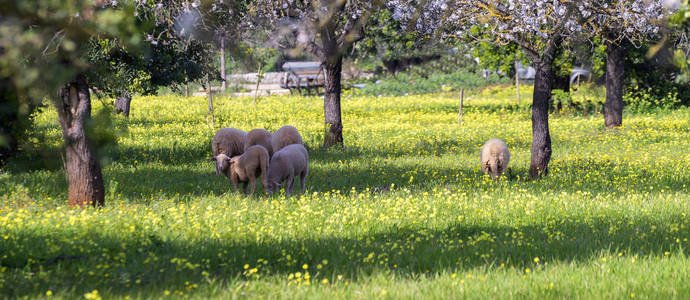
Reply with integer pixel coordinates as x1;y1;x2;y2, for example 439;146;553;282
515;54;520;102
458;88;464;125
220;37;227;92
253;65;263;105
206;74;215;129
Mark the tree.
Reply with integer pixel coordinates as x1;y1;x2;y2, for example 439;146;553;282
193;1;247;92
354;8;448;74
250;0;378;147
87;37;217;118
448;0;580;178
0;1;144;206
1;1;216;206
576;1;669;128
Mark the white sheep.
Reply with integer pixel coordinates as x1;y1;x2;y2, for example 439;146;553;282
480;139;511;181
222;145;270;195
271;125;303;153
211;128;247;175
245;129;274;157
265;144;309;196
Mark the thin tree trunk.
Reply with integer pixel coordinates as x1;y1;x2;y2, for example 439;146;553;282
605;40;626;129
323;56;344;147
458;88;464;125
55;74;105;207
529;60;554;179
114;93;132;118
185;82;189;98
220;37;227;93
253;65;263;105
206;74;215;129
515;55;520;102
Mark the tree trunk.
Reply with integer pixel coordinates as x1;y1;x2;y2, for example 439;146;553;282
529;61;554;179
114;93;132;118
220;37;227;92
323;56;344;147
55;75;105;207
605;41;626;129
206;74;215;129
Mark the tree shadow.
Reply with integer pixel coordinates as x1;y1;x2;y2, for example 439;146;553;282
1;213;687;297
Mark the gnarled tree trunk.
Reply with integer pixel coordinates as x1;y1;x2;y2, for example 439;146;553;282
114;93;132;118
56;75;105;207
529;60;555;179
605;41;626;129
323;56;344;147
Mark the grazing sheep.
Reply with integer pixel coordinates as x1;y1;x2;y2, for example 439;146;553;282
480;139;511;181
245;129;274;157
225;145;270;195
211;128;247;175
265;144;309;196
271;125;303;153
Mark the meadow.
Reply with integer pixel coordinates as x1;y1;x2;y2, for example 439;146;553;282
1;86;690;299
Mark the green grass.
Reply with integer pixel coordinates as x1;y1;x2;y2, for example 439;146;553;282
1;86;690;299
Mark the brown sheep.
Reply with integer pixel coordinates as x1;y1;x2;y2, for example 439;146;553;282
271;125;303;153
211;128;247;175
265;144;308;196
480;139;511;181
225;145;269;195
245;129;273;157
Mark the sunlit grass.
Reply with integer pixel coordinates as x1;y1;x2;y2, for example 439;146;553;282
1;86;689;299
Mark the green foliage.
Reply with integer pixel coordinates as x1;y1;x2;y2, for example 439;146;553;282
353;71;505;96
668;0;690;83
353;7;451;73
1;91;690;298
625;41;690;108
471;41;524;77
624;86;682;112
551;87;604;116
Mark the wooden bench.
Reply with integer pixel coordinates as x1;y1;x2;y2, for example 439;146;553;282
280;61;325;95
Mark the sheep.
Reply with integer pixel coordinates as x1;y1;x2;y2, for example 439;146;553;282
480;139;511;181
245;129;274;157
271;125;303;153
265;144;309;196
211;128;247;176
223;145;270;195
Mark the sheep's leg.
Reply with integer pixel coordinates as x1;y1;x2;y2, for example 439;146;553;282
241;181;248;194
230;173;240;193
285;176;295;196
249;176;257;196
300;170;307;194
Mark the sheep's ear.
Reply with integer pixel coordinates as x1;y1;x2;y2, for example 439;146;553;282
210;157;217;162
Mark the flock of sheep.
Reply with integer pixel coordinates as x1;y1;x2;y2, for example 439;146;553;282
210;125;308;196
211;125;511;196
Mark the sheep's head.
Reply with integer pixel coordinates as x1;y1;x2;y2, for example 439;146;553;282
265;180;280;195
211;154;231;175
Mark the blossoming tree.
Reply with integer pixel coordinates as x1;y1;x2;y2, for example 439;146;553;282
249;0;378;147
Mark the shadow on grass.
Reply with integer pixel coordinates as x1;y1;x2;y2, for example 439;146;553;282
1;214;687;297
3;142;689;203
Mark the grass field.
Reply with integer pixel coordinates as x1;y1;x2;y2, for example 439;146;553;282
1;86;690;299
